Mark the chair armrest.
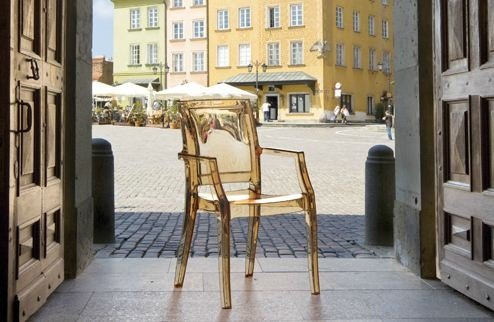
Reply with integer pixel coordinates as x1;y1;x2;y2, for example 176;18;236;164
261;147;315;196
178;153;228;205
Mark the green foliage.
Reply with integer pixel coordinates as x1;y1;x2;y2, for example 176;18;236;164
374;102;385;122
128;102;147;125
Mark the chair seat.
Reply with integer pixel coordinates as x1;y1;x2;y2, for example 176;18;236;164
198;191;305;216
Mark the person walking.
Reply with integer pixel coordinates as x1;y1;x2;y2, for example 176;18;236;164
341;105;349;124
382;110;394;140
333;105;341;123
262;101;271;122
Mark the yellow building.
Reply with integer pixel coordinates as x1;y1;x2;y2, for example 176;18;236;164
112;0;167;89
208;0;394;122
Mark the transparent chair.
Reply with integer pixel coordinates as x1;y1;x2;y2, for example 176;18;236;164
174;99;319;308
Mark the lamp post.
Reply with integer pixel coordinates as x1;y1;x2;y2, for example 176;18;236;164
152;62;170;127
152;62;170;91
247;60;267;120
377;62;393;111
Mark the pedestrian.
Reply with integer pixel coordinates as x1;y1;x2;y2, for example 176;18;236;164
341;105;349;124
262;101;271;122
333;105;341;123
382;110;394;140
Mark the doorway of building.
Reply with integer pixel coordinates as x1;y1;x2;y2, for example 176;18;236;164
340;94;353;113
265;95;278;121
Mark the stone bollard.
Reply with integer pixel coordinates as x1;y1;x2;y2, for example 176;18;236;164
365;145;395;246
92;138;115;243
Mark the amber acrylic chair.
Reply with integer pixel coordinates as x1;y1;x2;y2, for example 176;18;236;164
173;99;319;308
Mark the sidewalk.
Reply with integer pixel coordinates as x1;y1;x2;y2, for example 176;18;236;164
31;258;494;321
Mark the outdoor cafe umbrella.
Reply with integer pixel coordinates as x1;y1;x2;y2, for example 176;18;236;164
112;82;150;97
146;83;155;116
205;83;257;102
154;82;208;100
92;80;116;97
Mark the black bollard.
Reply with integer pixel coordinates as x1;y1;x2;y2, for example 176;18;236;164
365;145;395;246
92;138;115;243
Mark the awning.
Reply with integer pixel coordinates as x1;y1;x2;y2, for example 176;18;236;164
122;77;159;85
221;71;317;94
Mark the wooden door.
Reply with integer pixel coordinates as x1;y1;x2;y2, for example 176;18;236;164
435;0;494;310
10;0;65;320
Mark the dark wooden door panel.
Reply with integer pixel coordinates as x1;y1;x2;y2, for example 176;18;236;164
10;0;65;320
442;0;469;73
20;0;41;57
436;0;494;310
488;101;494;190
480;0;494;66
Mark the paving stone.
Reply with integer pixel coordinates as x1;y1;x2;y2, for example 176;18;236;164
92;125;395;259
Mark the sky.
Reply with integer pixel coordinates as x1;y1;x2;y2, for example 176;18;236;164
93;0;114;59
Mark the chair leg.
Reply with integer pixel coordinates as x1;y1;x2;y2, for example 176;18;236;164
218;205;232;309
174;194;198;287
305;208;320;294
245;204;260;277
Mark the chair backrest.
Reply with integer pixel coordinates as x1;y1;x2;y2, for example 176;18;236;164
178;99;261;185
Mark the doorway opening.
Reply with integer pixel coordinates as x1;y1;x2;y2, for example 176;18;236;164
265;95;278;121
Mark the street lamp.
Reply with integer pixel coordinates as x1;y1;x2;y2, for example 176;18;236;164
247;61;267;120
152;62;170;91
377;62;393;111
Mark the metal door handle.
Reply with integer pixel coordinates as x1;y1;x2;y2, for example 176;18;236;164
27;58;40;80
11;100;33;134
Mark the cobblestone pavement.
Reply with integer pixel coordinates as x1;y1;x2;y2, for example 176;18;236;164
93;124;394;258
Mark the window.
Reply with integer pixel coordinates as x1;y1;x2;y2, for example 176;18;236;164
239;44;251;66
290;41;303;65
369;48;376;70
193;20;205;38
367;96;374;115
173;0;183;8
353;46;361;69
336;43;344;66
217;10;229;30
336;7;343;28
267;6;280;28
267;42;280;65
172;53;184;72
353;11;360;32
383;51;391;73
147;7;158;28
368;15;375;36
172;22;184;39
192;52;205;72
290;4;303;26
193;0;204;6
289;94;310;113
147;43;158;65
130;9;140;29
382;19;389;38
217;45;229;67
239;7;251;28
129;44;140;65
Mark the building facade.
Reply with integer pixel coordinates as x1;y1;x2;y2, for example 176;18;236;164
167;0;208;87
112;0;166;89
92;56;114;84
208;0;394;122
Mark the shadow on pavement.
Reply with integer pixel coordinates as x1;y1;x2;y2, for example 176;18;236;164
94;212;380;259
